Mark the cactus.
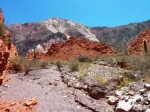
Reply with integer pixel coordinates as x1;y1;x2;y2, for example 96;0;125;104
143;39;148;54
33;50;36;59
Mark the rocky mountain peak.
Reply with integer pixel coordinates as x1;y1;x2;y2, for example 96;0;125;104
41;18;99;41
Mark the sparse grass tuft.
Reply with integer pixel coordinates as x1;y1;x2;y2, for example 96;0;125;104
77;55;92;62
54;60;65;69
11;57;51;75
11;57;23;72
69;59;79;72
39;60;49;69
77;71;87;79
93;75;110;85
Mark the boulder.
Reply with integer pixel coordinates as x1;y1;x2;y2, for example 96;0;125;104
116;99;135;112
88;86;106;99
107;96;118;105
144;84;150;90
24;99;37;106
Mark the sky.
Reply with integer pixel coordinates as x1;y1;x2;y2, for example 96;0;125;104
0;0;150;27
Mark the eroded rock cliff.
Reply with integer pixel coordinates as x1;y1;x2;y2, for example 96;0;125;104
0;8;18;85
26;37;115;60
129;28;150;55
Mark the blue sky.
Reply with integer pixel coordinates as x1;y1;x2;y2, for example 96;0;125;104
0;0;150;27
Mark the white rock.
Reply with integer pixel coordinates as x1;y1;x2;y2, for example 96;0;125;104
133;94;143;102
144;84;150;90
139;89;146;93
128;91;135;96
148;93;150;98
116;99;135;112
107;96;118;105
115;90;123;96
146;108;150;112
125;96;130;102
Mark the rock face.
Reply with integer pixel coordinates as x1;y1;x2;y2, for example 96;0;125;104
0;8;18;85
25;37;115;60
129;28;150;55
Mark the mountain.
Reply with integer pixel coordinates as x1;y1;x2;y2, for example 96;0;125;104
7;18;150;56
91;20;150;49
7;18;98;56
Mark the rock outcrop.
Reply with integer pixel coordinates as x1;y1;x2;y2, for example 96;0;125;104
0;8;18;85
129;28;150;55
25;37;115;60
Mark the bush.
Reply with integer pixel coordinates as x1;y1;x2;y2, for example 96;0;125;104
39;60;49;69
69;60;79;72
0;23;5;37
54;61;64;69
11;57;23;72
77;55;92;62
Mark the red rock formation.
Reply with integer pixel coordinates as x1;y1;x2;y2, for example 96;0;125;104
129;28;150;55
26;37;115;60
0;8;18;84
0;100;35;112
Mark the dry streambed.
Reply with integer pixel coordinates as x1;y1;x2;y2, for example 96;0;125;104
1;62;150;112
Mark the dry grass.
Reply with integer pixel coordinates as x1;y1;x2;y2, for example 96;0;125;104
92;75;110;85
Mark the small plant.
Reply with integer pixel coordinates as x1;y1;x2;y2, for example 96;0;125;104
77;55;92;62
22;59;34;75
54;60;64;70
11;57;23;72
77;71;87;79
69;60;79;72
0;22;5;37
93;75;110;85
40;60;49;68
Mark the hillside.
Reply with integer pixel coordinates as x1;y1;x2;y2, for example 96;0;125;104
129;28;150;55
25;37;115;60
91;20;150;49
7;18;150;56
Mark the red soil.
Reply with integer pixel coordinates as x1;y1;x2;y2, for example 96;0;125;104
0;100;36;112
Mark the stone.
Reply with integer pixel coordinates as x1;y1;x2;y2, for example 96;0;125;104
139;89;146;94
128;91;135;96
125;96;130;102
24;99;37;106
133;104;147;112
116;99;135;112
146;108;150;112
144;84;150;90
89;86;106;99
148;93;150;98
107;96;118;105
115;90;123;97
133;94;143;102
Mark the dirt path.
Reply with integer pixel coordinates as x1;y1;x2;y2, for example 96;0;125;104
0;66;91;112
0;65;113;112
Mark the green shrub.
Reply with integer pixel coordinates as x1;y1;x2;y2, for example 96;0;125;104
54;60;64;69
0;22;5;37
77;55;92;62
39;60;49;68
69;60;79;72
11;57;23;72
